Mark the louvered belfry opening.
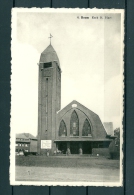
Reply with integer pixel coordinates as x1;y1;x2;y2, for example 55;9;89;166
70;110;79;136
59;120;67;137
43;62;52;69
82;119;91;136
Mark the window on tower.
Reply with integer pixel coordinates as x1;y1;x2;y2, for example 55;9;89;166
43;62;52;68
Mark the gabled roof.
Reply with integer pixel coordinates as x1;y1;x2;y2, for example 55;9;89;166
57;100;97;116
39;44;60;67
16;133;37;140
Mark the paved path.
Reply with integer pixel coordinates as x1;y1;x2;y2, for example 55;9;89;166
16;166;119;182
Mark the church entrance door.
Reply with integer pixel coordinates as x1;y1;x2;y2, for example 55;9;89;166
58;142;67;154
70;142;79;154
83;142;92;154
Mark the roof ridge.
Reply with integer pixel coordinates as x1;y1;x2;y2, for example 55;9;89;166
39;44;60;68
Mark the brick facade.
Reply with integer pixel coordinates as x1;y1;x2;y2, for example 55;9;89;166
37;45;61;155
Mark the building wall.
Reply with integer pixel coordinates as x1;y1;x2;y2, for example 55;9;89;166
16;139;38;153
103;122;114;136
57;108;92;138
30;140;37;153
92;148;110;157
56;101;107;141
16;142;30;152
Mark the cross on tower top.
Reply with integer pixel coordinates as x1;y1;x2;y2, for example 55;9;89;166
48;33;53;45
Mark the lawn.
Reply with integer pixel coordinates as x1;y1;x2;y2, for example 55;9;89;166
16;155;119;169
15;156;120;182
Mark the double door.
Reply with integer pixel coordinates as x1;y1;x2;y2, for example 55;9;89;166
70;142;79;154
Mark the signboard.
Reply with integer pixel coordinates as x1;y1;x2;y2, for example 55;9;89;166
41;140;52;149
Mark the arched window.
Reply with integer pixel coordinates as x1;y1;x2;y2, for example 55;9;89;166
82;119;91;136
70;110;79;136
59;120;67;137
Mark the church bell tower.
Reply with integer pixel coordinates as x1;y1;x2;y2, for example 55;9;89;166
37;41;61;155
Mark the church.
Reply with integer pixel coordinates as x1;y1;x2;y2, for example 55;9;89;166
37;42;112;156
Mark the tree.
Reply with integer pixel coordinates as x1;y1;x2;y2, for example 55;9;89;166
114;127;120;157
109;127;120;159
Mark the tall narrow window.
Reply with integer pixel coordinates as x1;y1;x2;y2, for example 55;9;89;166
82;119;91;136
59;120;67;137
45;78;48;131
70;110;79;136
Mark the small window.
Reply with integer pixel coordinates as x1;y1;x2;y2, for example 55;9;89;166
44;62;52;69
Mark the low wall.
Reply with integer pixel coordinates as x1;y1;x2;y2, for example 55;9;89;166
92;148;110;157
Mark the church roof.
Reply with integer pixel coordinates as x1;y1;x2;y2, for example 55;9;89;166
39;44;60;67
16;133;37;140
57;100;97;116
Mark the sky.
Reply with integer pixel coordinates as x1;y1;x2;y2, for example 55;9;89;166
11;9;124;136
